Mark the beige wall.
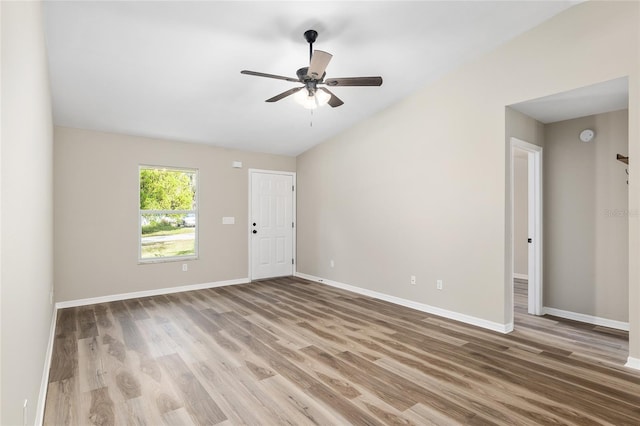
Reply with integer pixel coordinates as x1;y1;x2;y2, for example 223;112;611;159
544;110;629;322
505;107;545;149
1;2;55;425
296;0;639;358
54;127;295;302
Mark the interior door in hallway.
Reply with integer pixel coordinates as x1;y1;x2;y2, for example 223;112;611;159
250;171;294;280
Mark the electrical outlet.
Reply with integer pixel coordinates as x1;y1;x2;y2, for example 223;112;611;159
436;279;443;290
410;275;416;285
182;263;188;272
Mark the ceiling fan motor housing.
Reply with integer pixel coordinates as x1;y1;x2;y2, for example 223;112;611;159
297;67;325;83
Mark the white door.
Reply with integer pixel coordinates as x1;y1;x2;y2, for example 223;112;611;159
526;149;543;315
250;171;294;280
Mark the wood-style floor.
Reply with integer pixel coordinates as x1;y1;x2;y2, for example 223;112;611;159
44;276;640;425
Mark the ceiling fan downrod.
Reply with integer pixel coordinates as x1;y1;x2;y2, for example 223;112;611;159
304;29;318;62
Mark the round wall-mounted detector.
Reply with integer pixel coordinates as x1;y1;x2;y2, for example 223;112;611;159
579;129;595;142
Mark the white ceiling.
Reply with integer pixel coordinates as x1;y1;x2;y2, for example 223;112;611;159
509;77;629;124
43;1;579;156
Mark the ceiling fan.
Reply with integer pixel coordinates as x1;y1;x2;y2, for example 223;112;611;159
241;30;383;109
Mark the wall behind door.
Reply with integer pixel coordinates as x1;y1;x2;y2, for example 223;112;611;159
544;109;629;322
54;127;295;302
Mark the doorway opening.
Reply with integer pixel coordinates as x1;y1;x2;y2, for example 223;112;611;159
510;139;543;316
506;77;631;367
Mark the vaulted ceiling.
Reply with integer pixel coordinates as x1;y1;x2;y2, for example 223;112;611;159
43;1;578;156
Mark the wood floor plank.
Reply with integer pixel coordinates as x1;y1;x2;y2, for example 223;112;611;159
77;307;99;339
301;345;419;412
49;334;78;383
405;402;459;425
116;313;149;355
93;304;113;329
44;277;640;425
191;361;271;425
158;353;227;425
77;337;106;393
161;407;195;426
261;374;353;425
87;387;115;426
43;378;80;426
166;311;245;370
375;353;590;426
123;298;151;321
205;310;384;424
135;317;179;359
55;307;77;336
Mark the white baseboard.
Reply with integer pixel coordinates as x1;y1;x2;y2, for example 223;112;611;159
542;306;629;331
35;308;58;426
55;277;250;309
513;273;528;280
625;357;640;371
294;272;512;334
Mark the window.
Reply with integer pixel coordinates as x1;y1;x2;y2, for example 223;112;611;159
139;166;198;262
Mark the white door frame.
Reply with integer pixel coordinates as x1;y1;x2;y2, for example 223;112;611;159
510;138;543;316
248;169;296;281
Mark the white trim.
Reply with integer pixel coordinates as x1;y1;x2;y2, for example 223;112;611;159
55;278;249;309
248;169;297;281
35;309;58;426
295;272;512;334
513;273;528;280
542;306;629;331
625;357;640;370
510;138;543;317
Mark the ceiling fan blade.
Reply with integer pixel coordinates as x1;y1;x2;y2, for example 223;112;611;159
241;70;300;83
319;88;344;108
324;76;383;87
265;87;304;103
307;50;332;80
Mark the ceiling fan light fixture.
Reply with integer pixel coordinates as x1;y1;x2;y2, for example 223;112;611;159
294;88;330;109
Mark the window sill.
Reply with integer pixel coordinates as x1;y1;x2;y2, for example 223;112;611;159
138;256;198;265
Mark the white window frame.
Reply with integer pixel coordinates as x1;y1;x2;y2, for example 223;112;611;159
138;165;199;263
